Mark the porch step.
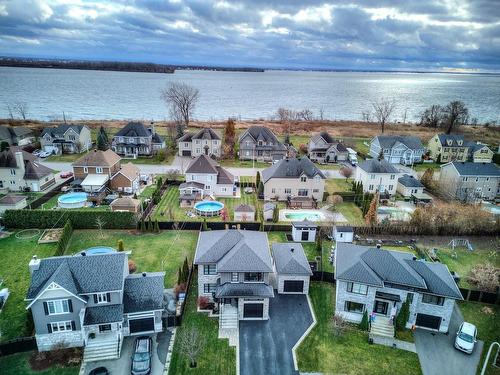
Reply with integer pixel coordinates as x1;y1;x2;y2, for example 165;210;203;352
370;316;395;338
83;337;120;363
218;304;239;347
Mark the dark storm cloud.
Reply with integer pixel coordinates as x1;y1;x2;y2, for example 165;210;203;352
0;0;499;71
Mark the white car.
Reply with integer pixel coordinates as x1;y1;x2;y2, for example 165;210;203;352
455;322;477;354
38;151;51;158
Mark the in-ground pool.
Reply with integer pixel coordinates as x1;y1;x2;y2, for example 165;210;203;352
194;200;224;217
78;246;116;256
377;206;414;222
283;210;324;222
58;192;88;209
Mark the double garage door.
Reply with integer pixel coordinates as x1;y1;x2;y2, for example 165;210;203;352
243;303;264;319
283;280;305;293
129;317;155;335
415;313;442;330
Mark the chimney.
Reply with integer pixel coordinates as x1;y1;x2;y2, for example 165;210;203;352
81;251;86;256
376;244;381;249
150;121;155;135
412;256;417;261
290;248;295;253
142;272;147;277
29;255;40;274
15;151;25;174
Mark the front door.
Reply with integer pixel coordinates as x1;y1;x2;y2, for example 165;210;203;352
301;231;309;241
374;300;389;315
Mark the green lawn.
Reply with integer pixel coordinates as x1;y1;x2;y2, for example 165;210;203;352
0;352;79;375
46;150;173;165
138;184;157;201
459;301;500;375
267;232;333;272
218;158;269;169
334;202;364;225
0;232;57;341
296;283;421;375
168;274;236;375
326;178;352;194
413;162;441;172
38;194;110;211
65;230;199;287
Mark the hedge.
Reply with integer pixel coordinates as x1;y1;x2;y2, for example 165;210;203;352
55;220;73;256
4;210;137;229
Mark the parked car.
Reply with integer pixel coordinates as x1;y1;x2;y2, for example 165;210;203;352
89;367;109;375
32;149;41;156
455;322;477;354
60;171;73;178
131;336;152;375
38;151;51;158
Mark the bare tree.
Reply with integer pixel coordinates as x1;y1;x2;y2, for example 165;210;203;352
161;82;200;128
340;167;353;181
95;216;106;239
6;103;14;120
419;104;442;128
371;98;395;133
166;169;179;181
13;101;29;120
440;100;469;134
178;327;205;368
332;314;348;337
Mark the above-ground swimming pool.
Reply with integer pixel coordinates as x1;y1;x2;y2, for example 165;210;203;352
194;200;224;217
282;210;324;222
58;192;88;209
77;246;116;256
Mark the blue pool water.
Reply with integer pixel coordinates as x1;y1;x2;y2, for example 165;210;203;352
58;192;88;204
83;246;116;255
194;201;224;212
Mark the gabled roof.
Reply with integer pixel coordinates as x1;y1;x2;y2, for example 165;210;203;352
312;131;335;144
73;149;121;167
0;194;27;205
239;126;285;151
123;272;165;313
216;166;234;184
114;162;139;181
335;225;353;232
374;135;424;150
398;174;424;188
24;160;54;180
358;159;400;174
179;181;205;190
192;128;221;140
444;161;500;176
41;124;86;137
114;122;151;138
234;204;255;212
436;134;469;147
272;243;312;275
194;230;273;272
470;143;491;153
178;133;193;142
261;156;325;183
0;125;33;140
0;146;35;168
185;154;218;174
84;305;123;325
152;132;164;144
27;253;127;300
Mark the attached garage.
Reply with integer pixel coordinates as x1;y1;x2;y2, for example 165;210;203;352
182;150;191;156
272;243;312;295
283;280;305;293
415;313;441;330
243;303;264;319
129;317;155;334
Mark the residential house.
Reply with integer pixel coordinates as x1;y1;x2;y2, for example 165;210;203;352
177;128;221;158
233;204;255;222
469;143;493;163
427;134;470;163
111;122;165;158
0;194;28;213
0;146;55;192
369;136;425;165
41;124;92;154
355;159;402;196
109;162;140;194
181;154;235;198
238;126;287;162
261;157;326;204
26;252;164;359
335;243;463;333
291;221;317;242
308;132;348;163
72;149;121;195
439;162;500;202
333;225;354;243
0;125;35;146
397;174;432;202
272;243;312;294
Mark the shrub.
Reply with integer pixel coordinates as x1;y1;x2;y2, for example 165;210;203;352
395;298;410;332
467;263;500;292
128;260;137;273
299;144;308;154
117;239;124;252
197;296;210;309
55;219;73;256
332;314;348;337
358;310;369;331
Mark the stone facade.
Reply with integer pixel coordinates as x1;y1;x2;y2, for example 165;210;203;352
237;298;270;320
36;331;84;351
276;274;310;294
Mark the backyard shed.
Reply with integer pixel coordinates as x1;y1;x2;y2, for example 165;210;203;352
110;197;141;213
272;243;312;294
263;202;276;222
333;225;353;243
291;220;317;242
0;194;28;213
234;204;255;222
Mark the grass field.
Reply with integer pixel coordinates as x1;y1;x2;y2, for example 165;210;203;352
296;283;421;375
168;274;236;375
46;150;173;165
326;178;352;194
334;202;364;225
0;352;79;375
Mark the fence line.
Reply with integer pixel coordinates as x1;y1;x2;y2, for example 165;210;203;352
459;288;499;305
26;178;74;209
0;336;36;357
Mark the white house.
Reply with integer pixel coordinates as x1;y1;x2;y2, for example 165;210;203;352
369;136;425;165
355;159;402;197
177;128;222;158
333;225;354;243
291;221;317;242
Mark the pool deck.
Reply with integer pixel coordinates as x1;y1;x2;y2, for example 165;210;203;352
279;208;344;223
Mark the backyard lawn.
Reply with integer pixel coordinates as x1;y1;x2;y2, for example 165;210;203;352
39;194;110;211
65;230;199;287
326;178;352;194
46;151;173;165
218;158;269;169
267;232;333;272
168;276;236;375
296;283;421;375
0;352;79;375
0;231;57;341
334;202;364;225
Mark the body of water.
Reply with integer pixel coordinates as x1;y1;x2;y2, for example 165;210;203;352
0;67;499;123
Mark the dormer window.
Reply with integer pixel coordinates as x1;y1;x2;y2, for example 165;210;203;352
128;137;134;143
458;140;463;146
300;176;307;182
94;293;110;304
258;141;263;146
447;140;452;146
96;167;103;174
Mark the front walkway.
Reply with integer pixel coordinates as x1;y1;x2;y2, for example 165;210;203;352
239;294;313;375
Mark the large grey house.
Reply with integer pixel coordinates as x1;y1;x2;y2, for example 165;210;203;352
308;131;348;163
335;243;463;335
111;122;165;158
439;161;500;202
238;126;287;162
26;251;164;362
0;125;35;146
369;135;425;165
177;128;221;158
41;124;92;154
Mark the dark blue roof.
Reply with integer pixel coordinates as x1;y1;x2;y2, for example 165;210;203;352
448;162;500;176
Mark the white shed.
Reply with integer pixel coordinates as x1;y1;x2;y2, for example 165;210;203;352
263;202;275;222
0;194;28;214
291;221;317;242
234;204;255;222
333;225;354;243
272;243;312;294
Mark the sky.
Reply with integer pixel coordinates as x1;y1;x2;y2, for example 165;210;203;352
0;0;499;71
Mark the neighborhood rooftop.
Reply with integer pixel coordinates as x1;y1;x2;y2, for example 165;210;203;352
41;124;86;137
374;135;424;150
398;174;424;188
446;161;500;176
72;149;121;167
358;159;400;174
261;156;325;183
272;243;312;275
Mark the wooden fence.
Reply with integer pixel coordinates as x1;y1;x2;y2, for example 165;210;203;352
459;288;499;305
0;336;36;357
27;177;74;209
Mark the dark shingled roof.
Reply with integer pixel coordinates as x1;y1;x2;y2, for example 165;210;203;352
398;174;424;188
358;159;400;174
186;154;218;174
41;124;86;137
447;162;500;176
261;156;325;183
374;135;424;150
192;128;221;140
178;132;193;142
272;243;312;275
114;122;151;137
239;126;280;144
317;131;335;144
84;305;123;325
123;273;165;313
234;204;255;212
27;253;127;299
24;160;54;180
335;225;353;232
215;282;274;298
0;194;27;205
437;134;468;147
0;147;53;179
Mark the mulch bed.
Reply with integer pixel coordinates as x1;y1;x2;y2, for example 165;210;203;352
29;347;82;371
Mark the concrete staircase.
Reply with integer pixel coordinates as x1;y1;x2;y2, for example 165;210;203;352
370;315;395;338
83;333;121;363
218;304;239;347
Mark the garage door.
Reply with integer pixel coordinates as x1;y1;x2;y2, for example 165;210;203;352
182;150;191;156
243;303;263;318
283;280;304;293
415;314;441;330
129;318;155;334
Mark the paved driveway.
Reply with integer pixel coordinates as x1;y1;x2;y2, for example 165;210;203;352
414;304;483;375
85;331;171;375
239;294;313;375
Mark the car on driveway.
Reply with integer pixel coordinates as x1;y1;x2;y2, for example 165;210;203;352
131;336;153;375
89;367;109;375
38;151;51;158
60;171;74;178
455;322;477;354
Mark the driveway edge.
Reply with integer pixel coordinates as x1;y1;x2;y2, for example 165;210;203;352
292;294;317;371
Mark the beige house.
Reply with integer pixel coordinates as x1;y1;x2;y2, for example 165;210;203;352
109;162;140;194
177;128;221;158
234;204;255;222
261;157;326;202
427;134;470;163
470;143;493;163
110;197;141;213
41;124;92;154
355;159;402;197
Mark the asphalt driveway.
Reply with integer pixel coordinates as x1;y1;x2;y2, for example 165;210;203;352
85;331;171;375
414;304;483;375
239;294;313;375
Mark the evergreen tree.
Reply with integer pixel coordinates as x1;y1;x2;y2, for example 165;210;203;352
364;193;379;226
177;267;182;285
395;297;411;331
176;123;184;139
272;205;279;223
257;181;264;197
284;133;290;146
359;310;369;331
0;141;9;152
157;176;163;189
96;126;109;151
118;239;124;252
256;171;261;188
202;219;208;231
315;232;322;252
378;149;384;161
182;257;190;282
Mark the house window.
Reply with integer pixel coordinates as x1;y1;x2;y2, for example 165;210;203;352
370;174;376;179
0;181;3;188
422;294;444;306
244;272;263;282
10;169;15;176
313;189;319;193
203;264;217;275
10;180;15;185
231;273;239;282
390;174;395;180
128;137;134;143
184;142;189;147
369;185;374;190
271;188;276;194
388;185;394;191
83;167;88;173
347;282;368;295
221;187;227;192
407;293;414;304
344;301;364;313
298;189;308;197
300;176;307;182
96;167;103;174
284;188;291;194
47;300;70;315
50;321;73;332
95;293;109;304
195;140;200;145
203;284;217;293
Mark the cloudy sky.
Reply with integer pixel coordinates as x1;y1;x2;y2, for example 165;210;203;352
0;0;499;71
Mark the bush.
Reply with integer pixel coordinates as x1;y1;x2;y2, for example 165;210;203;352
128;260;137;273
467;263;500;292
358;310;369;331
55;219;73;256
118;239;124;252
395;298;410;332
197;296;210;309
